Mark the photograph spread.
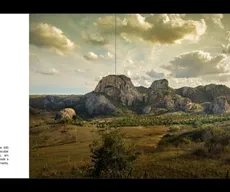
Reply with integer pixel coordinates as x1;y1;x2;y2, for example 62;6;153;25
2;13;230;179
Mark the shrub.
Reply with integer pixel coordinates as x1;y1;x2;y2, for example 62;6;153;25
192;120;202;128
89;129;136;178
168;126;180;132
203;128;230;156
59;118;84;126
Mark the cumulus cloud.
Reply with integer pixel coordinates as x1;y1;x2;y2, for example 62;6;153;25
120;33;132;43
146;69;165;79
30;23;75;55
95;14;207;45
123;59;136;70
35;68;59;75
99;52;114;59
168;77;203;88
163;50;229;78
83;51;114;61
201;14;224;29
83;52;98;60
132;75;152;87
81;31;109;45
123;69;148;82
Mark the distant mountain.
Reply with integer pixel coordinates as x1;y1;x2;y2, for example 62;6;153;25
29;75;230;117
176;84;230;104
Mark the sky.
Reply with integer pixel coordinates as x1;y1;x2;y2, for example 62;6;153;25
29;14;230;95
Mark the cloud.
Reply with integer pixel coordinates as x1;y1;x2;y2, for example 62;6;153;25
226;31;230;41
201;14;224;29
95;14;207;45
202;73;230;82
222;44;230;54
146;69;165;79
99;52;114;59
221;31;230;54
84;51;114;61
120;33;132;43
30;23;75;55
132;75;152;87
35;68;59;75
168;77;203;88
163;50;229;78
126;59;134;64
83;52;98;60
81;31;109;45
124;69;132;77
94;71;112;81
75;69;87;73
123;69;147;81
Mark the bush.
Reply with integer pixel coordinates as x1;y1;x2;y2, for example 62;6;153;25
168;126;180;132
59;118;84;126
89;129;136;178
203;128;230;156
193;120;202;128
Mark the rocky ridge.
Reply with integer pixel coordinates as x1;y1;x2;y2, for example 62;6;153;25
29;75;230;117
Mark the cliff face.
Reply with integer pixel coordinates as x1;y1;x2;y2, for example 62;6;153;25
209;96;230;114
143;79;194;114
83;92;118;116
94;75;143;106
176;84;230;104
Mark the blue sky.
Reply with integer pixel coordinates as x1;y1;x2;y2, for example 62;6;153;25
29;14;230;94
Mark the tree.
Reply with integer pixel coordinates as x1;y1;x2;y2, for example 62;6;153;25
89;128;136;178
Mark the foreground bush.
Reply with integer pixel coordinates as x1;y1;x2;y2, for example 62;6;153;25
203;128;230;156
89;129;136;178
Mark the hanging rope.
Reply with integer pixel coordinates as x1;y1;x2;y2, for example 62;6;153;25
114;14;117;92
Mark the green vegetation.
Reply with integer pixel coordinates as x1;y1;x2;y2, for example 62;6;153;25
96;113;230;128
58;118;85;126
159;126;230;158
89;129;136;178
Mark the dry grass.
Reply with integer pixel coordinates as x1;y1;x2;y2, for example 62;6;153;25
30;112;230;178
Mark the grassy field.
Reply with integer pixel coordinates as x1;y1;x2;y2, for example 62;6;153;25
30;111;230;178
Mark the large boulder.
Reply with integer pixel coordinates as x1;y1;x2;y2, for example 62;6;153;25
55;108;77;121
94;75;142;106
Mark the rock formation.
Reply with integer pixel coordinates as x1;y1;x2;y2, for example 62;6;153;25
94;75;143;106
83;92;118;116
30;75;230;116
209;96;230;114
55;108;77;121
143;79;194;113
176;84;230;103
